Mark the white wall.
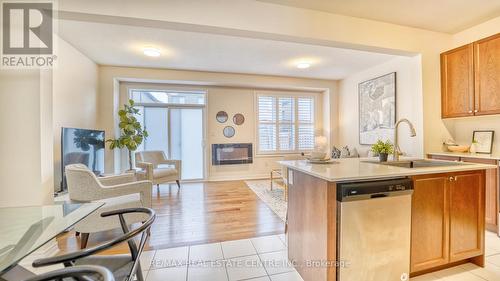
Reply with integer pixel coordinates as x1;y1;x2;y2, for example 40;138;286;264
439;17;500;154
53;36;99;191
99;66;336;179
338;56;423;157
0;69;54;207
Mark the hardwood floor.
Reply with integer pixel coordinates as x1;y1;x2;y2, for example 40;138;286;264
56;180;285;255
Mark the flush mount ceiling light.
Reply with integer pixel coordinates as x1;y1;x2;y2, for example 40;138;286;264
296;62;311;69
143;47;161;57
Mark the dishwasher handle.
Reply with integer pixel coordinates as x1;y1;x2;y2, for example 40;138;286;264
370;193;388;199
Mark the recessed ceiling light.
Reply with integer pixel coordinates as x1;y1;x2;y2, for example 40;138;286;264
296;62;311;69
143;47;161;57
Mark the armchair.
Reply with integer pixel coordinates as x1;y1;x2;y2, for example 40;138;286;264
65;164;152;248
135;151;181;191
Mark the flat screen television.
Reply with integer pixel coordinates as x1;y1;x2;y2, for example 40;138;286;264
60;127;105;192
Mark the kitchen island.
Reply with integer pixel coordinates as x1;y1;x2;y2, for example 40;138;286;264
280;158;497;281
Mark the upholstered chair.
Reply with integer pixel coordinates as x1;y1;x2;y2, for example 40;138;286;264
65;164;152;248
135;151;181;190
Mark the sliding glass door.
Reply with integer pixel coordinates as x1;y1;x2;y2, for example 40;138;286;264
133;89;206;180
169;108;204;180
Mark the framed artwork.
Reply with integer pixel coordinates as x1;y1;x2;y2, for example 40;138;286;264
473;130;494;154
359;72;396;145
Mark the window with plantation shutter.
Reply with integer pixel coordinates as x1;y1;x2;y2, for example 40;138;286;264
256;93;315;154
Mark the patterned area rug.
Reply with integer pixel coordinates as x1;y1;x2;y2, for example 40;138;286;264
245;179;287;222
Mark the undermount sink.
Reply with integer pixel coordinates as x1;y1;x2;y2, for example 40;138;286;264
371;159;470;169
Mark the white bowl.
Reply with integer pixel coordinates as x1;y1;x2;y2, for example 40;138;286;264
310;151;327;160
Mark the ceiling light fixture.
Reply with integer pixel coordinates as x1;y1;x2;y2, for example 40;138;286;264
143;47;161;57
296;62;311;69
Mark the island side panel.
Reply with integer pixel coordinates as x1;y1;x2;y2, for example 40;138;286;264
287;168;337;281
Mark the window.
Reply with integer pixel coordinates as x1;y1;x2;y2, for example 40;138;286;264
257;94;315;154
130;89;206;105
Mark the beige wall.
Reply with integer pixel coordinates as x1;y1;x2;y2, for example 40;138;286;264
59;0;454;155
99;66;336;178
338;56;424;157
0;69;54;207
53;36;99;191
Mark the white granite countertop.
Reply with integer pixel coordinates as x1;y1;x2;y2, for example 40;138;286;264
279;158;497;182
428;151;500;161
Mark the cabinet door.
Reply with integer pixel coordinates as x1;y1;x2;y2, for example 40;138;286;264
441;44;474;118
449;172;485;262
462;157;498;232
474;33;500;116
411;175;449;273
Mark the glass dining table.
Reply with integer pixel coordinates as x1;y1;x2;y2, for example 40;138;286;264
0;202;103;281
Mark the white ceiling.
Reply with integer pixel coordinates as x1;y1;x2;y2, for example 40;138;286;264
258;0;500;33
58;20;398;80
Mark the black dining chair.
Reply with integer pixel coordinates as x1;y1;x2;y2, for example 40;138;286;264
32;208;156;281
24;265;114;281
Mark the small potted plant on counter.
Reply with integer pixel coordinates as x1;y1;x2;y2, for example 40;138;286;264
371;140;394;162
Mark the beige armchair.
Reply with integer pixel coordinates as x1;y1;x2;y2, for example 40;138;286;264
135;151;182;191
65;164;152;248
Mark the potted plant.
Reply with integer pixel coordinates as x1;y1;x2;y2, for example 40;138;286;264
106;99;148;171
371;140;394;162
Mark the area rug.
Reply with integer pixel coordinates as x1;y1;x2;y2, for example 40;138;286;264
244;179;287;222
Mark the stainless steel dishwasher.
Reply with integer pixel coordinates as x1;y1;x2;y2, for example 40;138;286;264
336;178;413;281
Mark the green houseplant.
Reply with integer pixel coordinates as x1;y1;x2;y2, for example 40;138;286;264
106;99;148;170
371;140;394;162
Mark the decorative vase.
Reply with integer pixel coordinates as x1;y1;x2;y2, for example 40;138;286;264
470;143;477;153
379;153;389;162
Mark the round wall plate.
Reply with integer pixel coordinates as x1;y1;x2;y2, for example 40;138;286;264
223;126;235;138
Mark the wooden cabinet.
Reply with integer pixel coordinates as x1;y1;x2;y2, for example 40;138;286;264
474;33;500;116
410;175;449;273
410;171;485;274
449;172;484;261
462;157;498;232
441;33;500;118
441;44;474;118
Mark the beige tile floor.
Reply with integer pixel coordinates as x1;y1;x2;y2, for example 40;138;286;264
141;231;500;281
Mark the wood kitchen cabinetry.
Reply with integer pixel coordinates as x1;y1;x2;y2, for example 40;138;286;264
461;157;498;232
441;44;474;118
410;171;485;275
441;33;500;118
428;154;499;232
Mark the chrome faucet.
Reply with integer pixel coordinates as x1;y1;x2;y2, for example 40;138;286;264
393;118;417;161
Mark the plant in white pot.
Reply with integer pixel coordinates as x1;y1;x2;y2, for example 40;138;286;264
106;99;148;171
371;140;394;162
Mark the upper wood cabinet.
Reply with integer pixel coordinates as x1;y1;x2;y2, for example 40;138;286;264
441;33;500;119
441;44;474;118
474;33;500;116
